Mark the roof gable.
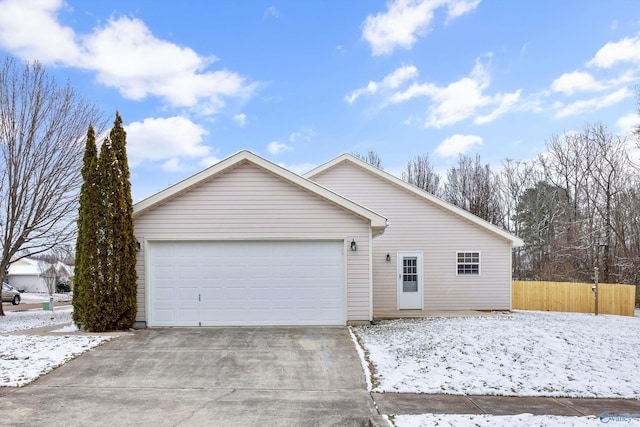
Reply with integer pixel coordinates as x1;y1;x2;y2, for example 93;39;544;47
133;150;387;234
305;154;524;247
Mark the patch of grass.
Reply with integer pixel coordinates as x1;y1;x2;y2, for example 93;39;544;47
351;327;380;389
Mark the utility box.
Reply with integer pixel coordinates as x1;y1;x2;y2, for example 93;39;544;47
42;301;50;310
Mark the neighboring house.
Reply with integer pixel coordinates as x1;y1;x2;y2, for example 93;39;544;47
7;258;74;293
132;151;523;328
8;258;46;293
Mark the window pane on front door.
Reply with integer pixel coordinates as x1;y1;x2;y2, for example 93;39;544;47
403;257;418;292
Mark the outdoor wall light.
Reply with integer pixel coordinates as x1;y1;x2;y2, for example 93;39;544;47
135;241;141;252
350;239;357;251
386;253;391;262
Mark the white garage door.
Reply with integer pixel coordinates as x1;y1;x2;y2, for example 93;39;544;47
148;241;344;326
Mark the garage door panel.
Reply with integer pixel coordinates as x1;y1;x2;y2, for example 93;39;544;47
149;240;344;326
154;309;176;323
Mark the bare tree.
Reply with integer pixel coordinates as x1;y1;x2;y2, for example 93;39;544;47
352;150;383;169
526;124;639;285
584;124;631;283
37;260;58;312
0;57;103;316
444;154;503;226
634;85;640;140
500;158;536;278
402;153;441;195
538;131;595;280
515;181;565;280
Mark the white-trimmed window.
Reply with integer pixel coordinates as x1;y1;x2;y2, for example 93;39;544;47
457;251;480;275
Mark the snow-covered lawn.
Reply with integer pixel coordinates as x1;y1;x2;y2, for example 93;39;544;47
18;292;72;303
0;306;114;387
0;306;75;333
355;310;640;398
390;413;640;427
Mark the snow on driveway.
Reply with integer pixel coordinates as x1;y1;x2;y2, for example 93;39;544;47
355;310;640;398
1;306;114;387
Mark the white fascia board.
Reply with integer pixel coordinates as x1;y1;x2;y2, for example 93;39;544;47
305;154;524;248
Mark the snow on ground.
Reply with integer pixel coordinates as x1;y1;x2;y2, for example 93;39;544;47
355;310;640;398
0;307;114;387
52;323;79;333
348;327;372;391
0;334;113;386
0;306;75;333
390;413;640;427
19;292;72;303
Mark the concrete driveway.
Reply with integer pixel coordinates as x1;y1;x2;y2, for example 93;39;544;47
1;327;384;426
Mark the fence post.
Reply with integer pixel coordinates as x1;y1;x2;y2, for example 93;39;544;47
593;266;599;316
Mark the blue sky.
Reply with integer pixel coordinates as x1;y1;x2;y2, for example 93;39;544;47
0;0;639;202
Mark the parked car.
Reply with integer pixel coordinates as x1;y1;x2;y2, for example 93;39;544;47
2;282;21;305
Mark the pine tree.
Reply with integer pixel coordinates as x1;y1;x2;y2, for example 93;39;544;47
72;126;99;327
77;113;137;332
107;112;137;329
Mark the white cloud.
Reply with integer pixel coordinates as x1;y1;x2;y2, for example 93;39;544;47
588;35;640;68
446;0;482;18
617;113;640;135
474;90;522;124
0;0;81;64
161;158;185;172
551;71;605;95
383;65;420;88
83;17;255;110
233;113;247;127
422;76;492;128
289;127;316;143
278;162;317;175
362;0;480;56
125;116;209;166
435;134;482;157
267;141;292;155
0;1;256;115
263;6;279;20
554;87;631;119
346;81;379;104
199;156;221;168
390;57;521;128
346;65;418;103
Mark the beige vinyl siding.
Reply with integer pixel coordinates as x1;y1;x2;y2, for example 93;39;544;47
311;161;512;315
134;162;371;323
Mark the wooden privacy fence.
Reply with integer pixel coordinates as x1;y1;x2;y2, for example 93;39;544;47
512;280;636;317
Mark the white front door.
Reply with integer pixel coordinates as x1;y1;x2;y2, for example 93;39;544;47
397;252;423;310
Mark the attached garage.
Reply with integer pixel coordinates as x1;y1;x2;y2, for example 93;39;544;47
148;240;344;326
133;151;387;327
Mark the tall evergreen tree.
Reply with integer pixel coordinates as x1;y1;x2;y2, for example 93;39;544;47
72;126;99;327
106;112;137;329
76;113;137;331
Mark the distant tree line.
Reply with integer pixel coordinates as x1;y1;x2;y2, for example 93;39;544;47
356;121;640;303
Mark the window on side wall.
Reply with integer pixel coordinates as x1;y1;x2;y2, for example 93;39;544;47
456;251;480;275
